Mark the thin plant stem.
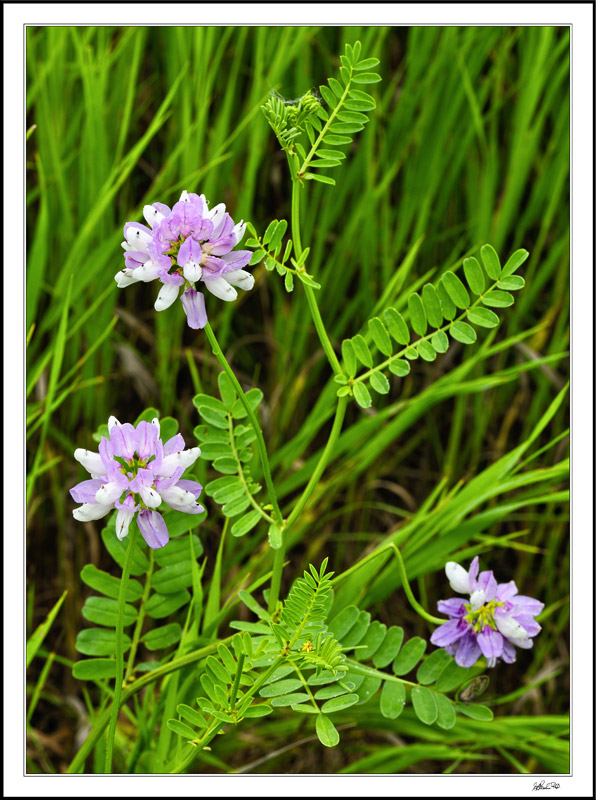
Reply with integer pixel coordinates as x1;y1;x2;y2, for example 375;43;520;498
124;550;154;683
390;544;445;625
268;395;348;614
203;321;283;526
104;522;139;774
169;722;224;774
290;177;343;376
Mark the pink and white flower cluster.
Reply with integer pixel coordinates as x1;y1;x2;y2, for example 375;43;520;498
115;190;254;329
70;417;203;549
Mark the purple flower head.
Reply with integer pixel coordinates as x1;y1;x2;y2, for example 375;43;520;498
115;190;254;329
430;556;544;668
70;416;204;549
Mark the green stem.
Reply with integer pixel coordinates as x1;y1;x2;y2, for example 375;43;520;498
290;178;343;376
229;654;246;709
104;523;139;774
268;395;348;615
284;395;348;532
124;550;154;683
204;322;283;526
170;722;224;774
68;637;233;774
390;544;444;625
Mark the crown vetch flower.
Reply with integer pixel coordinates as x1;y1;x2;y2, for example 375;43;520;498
70;417;204;549
115;191;254;329
430;556;544;668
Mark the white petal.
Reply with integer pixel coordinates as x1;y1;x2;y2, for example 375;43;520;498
206;202;226;221
151;418;160;437
139;485;161;508
121;241;135;252
73;503;113;522
179;190;190;202
469;589;485;611
183;262;202;283
204;277;238;302
232;220;246;245
160;485;195;507
158;447;201;478
125;226;152;250
494;615;527;640
115;507;135;540
445;561;471;594
95;481;125;505
143;205;165;229
74;448;107;476
154;282;180;311
115;269;140;288
132;261;161;282
108;416;121;432
224;269;254;291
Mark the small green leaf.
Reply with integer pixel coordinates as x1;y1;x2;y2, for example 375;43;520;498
416;649;452;685
417;340;436;361
249;249;266;266
497;275;525;290
262;220;278;245
193;394;227;414
369;371;390;394
435;692;456;729
368;317;392;356
284;271;294;292
431;330;449;353
388;359;410;377
268;523;282;550
441;272;471;309
482;290;514;308
372;625;404;668
320;84;337;108
467;307;499;328
328;76;344;98
437;280;457;321
80;564;143;602
217;372;237;410
177;703;208;729
480;244;501;280
231;510;261;537
383;307;410;344
141;623;182;651
316;714;340;747
457;703;494;721
268;219;287;251
353;382;372;409
270;693;311;707
411;686;438;725
336;385;351;397
75;628;131;657
212;457;238;475
198;442;234;461
463;257;486;295
72;658;117;680
243;704;273;717
230;387;263;419
341;610;372;647
354;57;380;70
421;284;443;328
82;597;137;628
352;72;382;84
197;407;228;430
145;590;190;619
342;339;357;377
322;134;352;145
321;694;359;714
351;334;373;367
304;173;336;186
101;527;149;576
501;248;529;277
408;293;427;336
328;605;360;640
392;636;427;675
404;346;419;360
167;719;197;739
449;321;477;344
435;661;476;692
379;680;405;719
151;563;193;595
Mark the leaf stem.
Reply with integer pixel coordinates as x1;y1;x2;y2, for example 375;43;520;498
390;544;445;626
204;322;283;526
104;522;139;774
290;177;343;377
299;70;353;174
124;549;154;683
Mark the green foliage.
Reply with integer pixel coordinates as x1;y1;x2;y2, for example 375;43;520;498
341;245;529;407
261;40;379;186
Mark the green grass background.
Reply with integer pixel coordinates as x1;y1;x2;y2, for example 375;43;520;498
26;25;569;774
